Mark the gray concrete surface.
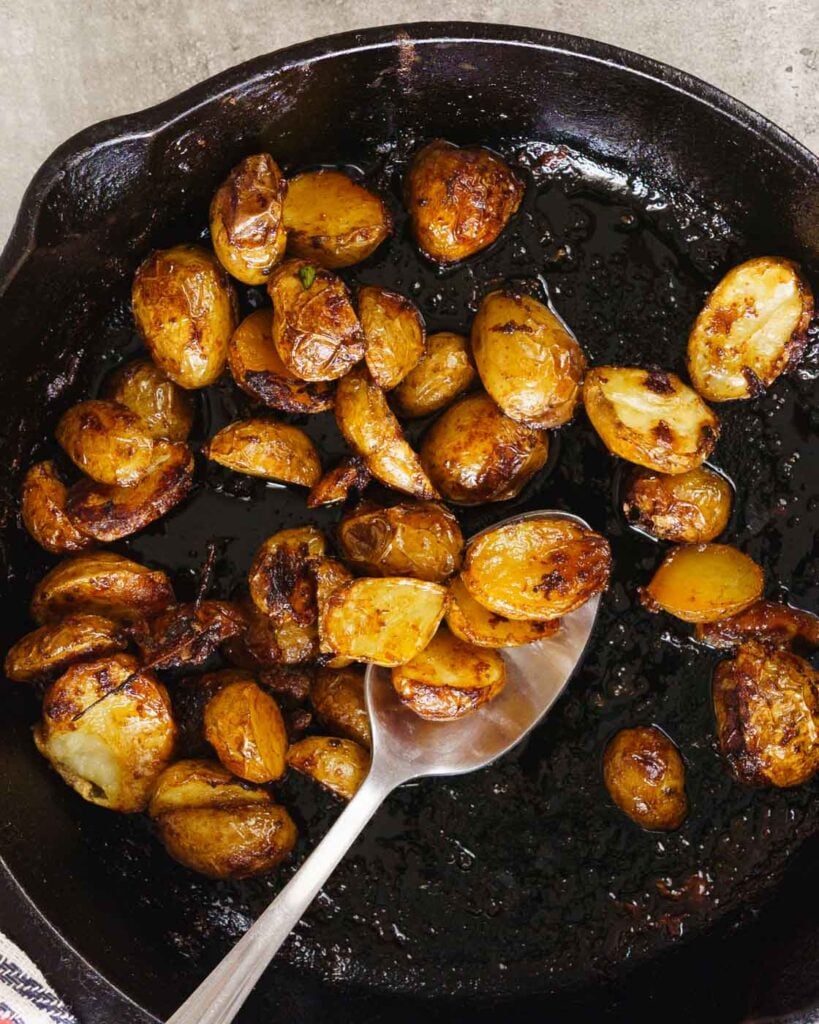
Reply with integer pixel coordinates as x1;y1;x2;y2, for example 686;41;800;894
0;0;817;244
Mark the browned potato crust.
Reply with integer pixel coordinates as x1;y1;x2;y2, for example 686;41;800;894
310;666;371;748
204;678;288;783
248;526;327;620
56;399;156;486
286;735;370;800
132;244;238;389
223;599;320;669
103;359;194;441
445;576;560;648
282;169;391;269
209;153;288;285
204;417;321;486
21;461;95;554
713;641;819;787
306;455;371;508
405;140;523;263
623;465;733;543
471;289;586;428
130;600;246;670
420;392;549;505
148;758;268;815
392;331;477;419
358;285;426;389
4;614;127;683
695;601;819;650
603;726;687;830
309;557;354;661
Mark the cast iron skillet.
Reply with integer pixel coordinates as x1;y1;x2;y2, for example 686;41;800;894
1;21;818;1024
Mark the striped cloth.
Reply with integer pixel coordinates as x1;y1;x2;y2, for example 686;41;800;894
0;935;76;1024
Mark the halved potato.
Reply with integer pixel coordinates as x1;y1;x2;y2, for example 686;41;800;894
335;366;439;499
306;455;371;508
31;551;174;624
132;244;238;389
248;526;326;620
21;461;95;554
130;600;246;670
286;735;370;800
309;556;354;660
282;169;391;269
603;726;687;830
310;666;371;748
471;289;586;428
392;331;477;419
103;359;194;441
204;417;321;486
358;285;426;390
209;153;288;285
687;256;813;402
268;258;365;381
203;678;288;783
34;653;176;812
461;516;611;621
695;600;819;649
56;399;156;486
148;758;269;815
445;576;560;648
640;543;763;623
583;367;719;474
321;577;448;666
623;465;733;543
4;614;127;683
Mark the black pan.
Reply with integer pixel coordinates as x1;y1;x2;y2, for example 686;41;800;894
1;21;818;1024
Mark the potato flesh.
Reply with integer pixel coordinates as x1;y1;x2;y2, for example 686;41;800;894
204;679;288;783
286;736;370;799
623;465;733;543
4;614;126;683
359;285;426;389
445;576;559;648
204;417;321;486
392;331;477;419
603;726;687;830
306;455;371;508
56;399;156;486
695;600;819;650
310;667;371;748
248;526;327;619
103;358;194;441
21;461;95;554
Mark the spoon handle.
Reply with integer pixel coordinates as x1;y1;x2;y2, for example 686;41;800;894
167;768;397;1024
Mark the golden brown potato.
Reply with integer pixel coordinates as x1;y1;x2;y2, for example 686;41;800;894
31;551;174;624
130;600;246;670
623;465;733;543
583;367;719;474
713;641;819;787
204;417;321;487
286;736;369;800
695;601;819;650
34;653;176;812
335;366;439;499
603;726;687;830
268;258;365;381
223;598;319;669
66;440;194;542
337;501;463;582
306;455;371;509
56;399;156;486
405;140;523;263
310;667;371;748
687;256;813;402
420;393;549;505
21;461;95;555
321;577;447;666
103;359;194;441
309;557;354;662
203;678;288;783
445;576;560;648
209;153;288;285
132;244;238;389
4;614;127;683
392;627;506;720
392;331;477;419
641;543;763;623
461;516;611;621
358;285;426;389
471;289;586;428
248;526;327;620
282;169;391;269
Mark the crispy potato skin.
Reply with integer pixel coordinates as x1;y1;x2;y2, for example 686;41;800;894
471;290;586;428
603;726;687;831
687;256;814;402
583;367;719;474
204;417;321;486
695;601;819;650
623;465;733;543
4;614;127;683
392;331;477;419
204;679;288;782
34;653;176;812
103;359;194;441
210;153;288;285
306;455;371;508
445;576;559;648
56;399;156;486
405;140;523;263
310;667;371;748
286;735;370;800
358;285;426;389
713;641;819;787
248;526;326;620
310;557;354;659
130;600;246;670
282;169;391;269
461;517;611;621
21;461;95;554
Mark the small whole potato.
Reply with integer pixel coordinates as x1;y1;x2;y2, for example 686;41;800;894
405;140;523;263
445;576;560;648
306;455;371;509
209;153;288;285
223;598;320;669
603;726;687;831
286;735;370;800
248;526;327;620
310;666;371;748
56;399;156;487
4;614;127;683
130;600;246;670
21;461;95;555
623;465;733;543
132;244;238;389
204;417;321;487
103;359;194;441
695;600;819;650
204;678;288;783
392;331;477;419
358;285;426;389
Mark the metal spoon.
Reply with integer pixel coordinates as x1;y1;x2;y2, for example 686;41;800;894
167;510;601;1024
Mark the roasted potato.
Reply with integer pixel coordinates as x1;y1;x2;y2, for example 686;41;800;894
321;577;448;666
203;677;288;783
306;455;371;508
337;501;463;582
259;665;314;703
21;461;95;554
204;417;321;487
695;601;819;650
688;256;813;402
248;526;326;620
34;653;176;812
268;258;365;381
392;627;506;720
224;598;319;669
713;641;819;787
4;614;127;683
471;289;586;428
282;169;391;269
445;576;560;648
103;359;194;441
583;367;719;474
405;140;523;263
623;465;733;543
130;600;246;670
286;736;370;800
392;331;477;419
603;726;687;830
640;543;763;623
419;392;549;505
149;758;297;878
335;366;439;499
66;440;194;542
31;551;174;624
309;556;354;662
358;285;426;389
209;153;288;285
56;399;156;486
310;666;371;748
132;244;238;389
461;516;611;621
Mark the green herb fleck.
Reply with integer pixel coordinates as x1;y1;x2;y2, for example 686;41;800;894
299;265;317;290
